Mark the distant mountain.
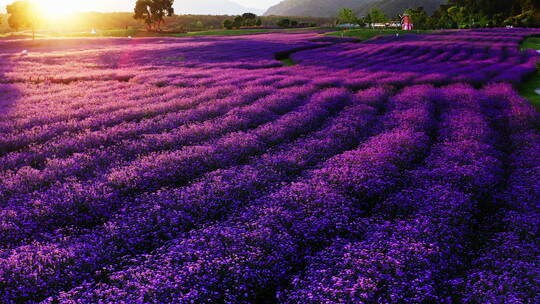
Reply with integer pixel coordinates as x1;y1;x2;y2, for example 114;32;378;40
265;0;446;17
265;0;364;17
356;0;447;17
175;0;265;15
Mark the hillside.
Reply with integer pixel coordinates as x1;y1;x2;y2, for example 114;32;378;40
265;0;446;17
265;0;368;17
175;0;264;15
357;0;447;17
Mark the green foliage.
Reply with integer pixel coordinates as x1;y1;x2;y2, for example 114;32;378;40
232;16;243;28
326;28;432;40
6;0;38;31
223;13;260;30
437;0;540;28
280;57;296;66
6;0;39;38
275;18;302;28
223;19;233;30
173;27;331;37
134;0;174;31
519;37;540;111
0;10;330;34
505;9;538;27
405;7;430;29
277;18;291;27
337;8;357;25
266;0;446;19
367;8;388;24
521;36;540;50
178;15;327;32
262;0;539;28
242;13;257;26
447;6;468;27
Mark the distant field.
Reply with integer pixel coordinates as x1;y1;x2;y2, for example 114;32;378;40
48;29;142;38
172;27;334;37
2;27;433;40
1;27;434;40
325;28;432;40
0;27;335;39
48;28;328;38
0;29;146;39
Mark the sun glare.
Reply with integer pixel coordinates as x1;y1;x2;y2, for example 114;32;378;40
36;0;81;17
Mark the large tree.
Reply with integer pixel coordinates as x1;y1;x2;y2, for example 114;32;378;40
442;0;539;26
241;13;257;26
337;8;358;24
222;13;260;29
405;7;430;29
6;0;39;39
134;0;174;32
367;8;388;24
447;5;468;27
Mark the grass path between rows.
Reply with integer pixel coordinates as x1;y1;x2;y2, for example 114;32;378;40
520;36;540;110
1;27;430;40
274;28;432;66
324;28;432;40
171;27;334;37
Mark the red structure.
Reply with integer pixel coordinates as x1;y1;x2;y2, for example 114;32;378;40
401;14;413;30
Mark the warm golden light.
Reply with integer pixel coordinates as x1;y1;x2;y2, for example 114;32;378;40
36;0;81;17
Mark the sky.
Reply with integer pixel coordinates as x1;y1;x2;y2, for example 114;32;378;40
236;0;282;9
0;0;284;13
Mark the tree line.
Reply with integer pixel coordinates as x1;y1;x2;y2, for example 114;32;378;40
336;0;540;29
221;13;316;30
0;0;331;37
1;0;39;38
3;0;537;37
0;0;175;33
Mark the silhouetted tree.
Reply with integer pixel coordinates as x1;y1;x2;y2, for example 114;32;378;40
134;0;174;32
134;1;152;30
6;0;39;40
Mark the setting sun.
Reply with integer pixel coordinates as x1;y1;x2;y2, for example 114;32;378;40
36;0;81;17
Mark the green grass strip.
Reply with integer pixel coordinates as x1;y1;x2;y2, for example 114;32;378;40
324;28;432;40
172;27;334;37
519;36;540;111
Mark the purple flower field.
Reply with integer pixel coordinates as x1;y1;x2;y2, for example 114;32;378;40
0;28;539;303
